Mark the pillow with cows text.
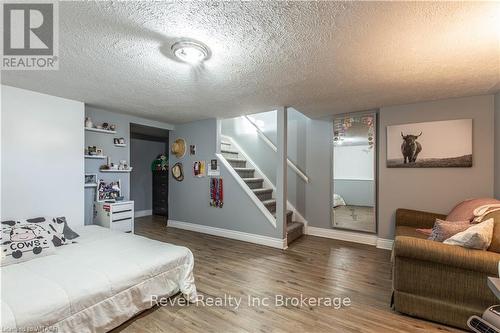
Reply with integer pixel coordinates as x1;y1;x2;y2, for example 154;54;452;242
1;222;55;266
1;217;79;248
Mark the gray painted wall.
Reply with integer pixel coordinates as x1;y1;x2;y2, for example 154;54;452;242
84;107;173;225
130;138;167;212
169;119;283;239
378;95;495;239
495;93;500;200
221;108;308;216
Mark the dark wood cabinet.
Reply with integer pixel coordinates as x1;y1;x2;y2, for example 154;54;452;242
152;171;168;217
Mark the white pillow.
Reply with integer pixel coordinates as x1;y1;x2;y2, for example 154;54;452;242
1;222;55;266
443;218;494;250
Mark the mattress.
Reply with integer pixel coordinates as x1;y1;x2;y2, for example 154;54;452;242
1;225;197;333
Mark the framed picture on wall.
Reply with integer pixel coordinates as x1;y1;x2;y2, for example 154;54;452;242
386;119;473;168
84;174;97;185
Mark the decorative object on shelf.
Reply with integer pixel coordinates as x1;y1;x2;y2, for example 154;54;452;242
109;124;116;131
84;174;97;186
171;162;184;181
96;179;121;202
193;161;206;177
151;154;168;171
86;146;104;156
208;159;220;176
209;177;223;208
99;158;132;172
387;119;473;168
118;160;129;170
85;117;93;128
190;145;196;155
171;138;186;158
102;122;110;130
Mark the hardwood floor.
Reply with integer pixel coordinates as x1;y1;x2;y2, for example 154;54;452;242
113;216;462;333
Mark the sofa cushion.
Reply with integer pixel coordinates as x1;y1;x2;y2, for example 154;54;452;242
444;218;494;250
427;219;471;242
446;198;500;222
484;210;500;253
396;226;428;239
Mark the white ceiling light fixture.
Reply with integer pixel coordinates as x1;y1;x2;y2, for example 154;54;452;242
171;40;210;65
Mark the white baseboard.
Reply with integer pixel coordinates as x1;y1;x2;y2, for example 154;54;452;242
306;226;394;250
306;226;378;245
135;210;153;218
376;238;394;250
167;220;287;249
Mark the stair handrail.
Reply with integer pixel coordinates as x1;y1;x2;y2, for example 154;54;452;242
244;115;309;183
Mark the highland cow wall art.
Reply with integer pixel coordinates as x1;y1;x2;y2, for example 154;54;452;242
386;119;472;168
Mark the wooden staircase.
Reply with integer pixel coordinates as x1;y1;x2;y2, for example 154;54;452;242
221;139;304;245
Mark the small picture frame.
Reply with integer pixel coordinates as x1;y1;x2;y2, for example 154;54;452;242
190;145;196;155
84;174;97;185
96;148;103;156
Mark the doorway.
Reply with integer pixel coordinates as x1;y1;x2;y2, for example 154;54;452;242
332;112;377;233
130;124;169;221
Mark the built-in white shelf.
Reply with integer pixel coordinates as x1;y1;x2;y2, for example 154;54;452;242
85;183;98;188
114;144;126;147
85;155;107;159
85;127;116;134
100;168;133;173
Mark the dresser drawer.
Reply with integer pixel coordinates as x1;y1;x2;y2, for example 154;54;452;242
111;218;133;232
112;210;133;221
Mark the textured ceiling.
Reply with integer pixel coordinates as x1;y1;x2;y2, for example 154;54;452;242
2;1;499;123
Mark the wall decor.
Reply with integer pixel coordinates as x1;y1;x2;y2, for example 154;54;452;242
151;154;169;171
387;119;472;168
209;177;223;208
208;159;220;176
85;174;97;185
171;138;186;158
190;145;196;155
171;162;184;181
193;161;206;177
97;179;121;202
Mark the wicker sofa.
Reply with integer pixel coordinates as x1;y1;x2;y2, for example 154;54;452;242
392;208;500;329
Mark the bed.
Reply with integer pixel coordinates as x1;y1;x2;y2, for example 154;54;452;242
1;225;197;333
333;193;346;208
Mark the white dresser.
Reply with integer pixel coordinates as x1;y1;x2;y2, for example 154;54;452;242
94;201;134;233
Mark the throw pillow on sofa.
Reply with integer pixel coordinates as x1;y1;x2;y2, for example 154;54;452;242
427;219;471;242
443;218;494;250
1;222;55;266
446;198;500;222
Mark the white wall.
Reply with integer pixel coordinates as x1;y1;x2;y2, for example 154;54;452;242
1;86;85;227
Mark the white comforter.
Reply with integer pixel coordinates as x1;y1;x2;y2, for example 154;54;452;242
1;225;197;333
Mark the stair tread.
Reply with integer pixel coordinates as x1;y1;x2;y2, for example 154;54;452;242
242;177;263;182
252;188;273;193
262;199;276;205
287;221;304;232
221;149;238;154
234;167;255;171
225;157;246;162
